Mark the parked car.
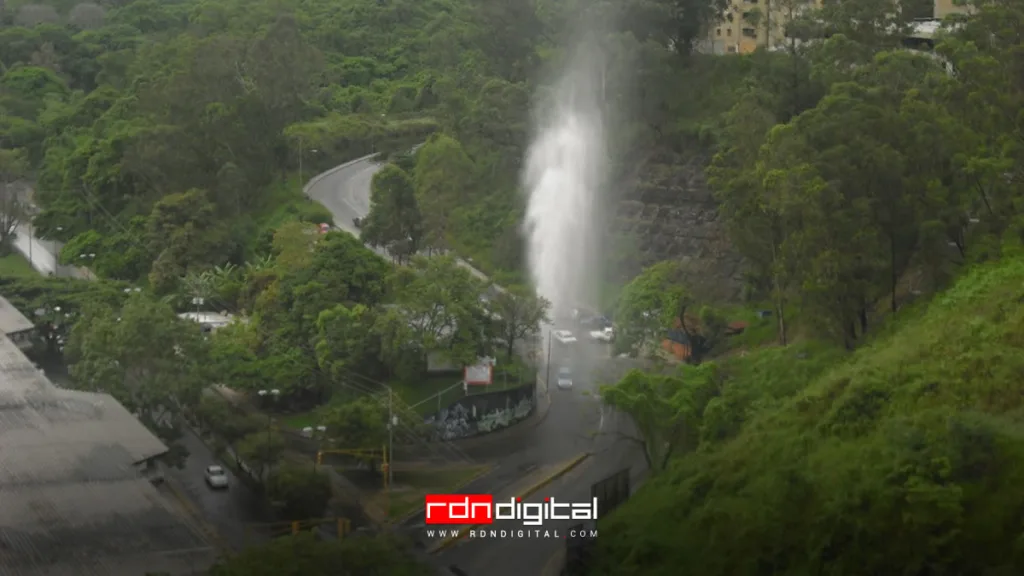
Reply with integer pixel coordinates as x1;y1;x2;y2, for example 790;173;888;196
557;367;573;389
205;465;229;490
553;330;577;344
589;326;614;342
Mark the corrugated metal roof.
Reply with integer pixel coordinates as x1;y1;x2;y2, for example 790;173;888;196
0;335;214;575
0;297;34;336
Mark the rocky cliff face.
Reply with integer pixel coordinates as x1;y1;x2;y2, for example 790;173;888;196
609;150;744;302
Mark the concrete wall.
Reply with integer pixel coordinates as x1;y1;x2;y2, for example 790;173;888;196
612;149;745;302
425;383;536;441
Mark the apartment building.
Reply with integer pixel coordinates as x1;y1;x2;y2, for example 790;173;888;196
703;0;971;55
703;0;821;54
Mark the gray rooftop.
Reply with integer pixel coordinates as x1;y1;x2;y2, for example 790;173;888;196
0;335;216;575
0;296;34;336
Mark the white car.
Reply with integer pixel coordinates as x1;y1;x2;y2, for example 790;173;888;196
589;327;614;342
557;367;573;389
204;465;229;489
553;330;577;344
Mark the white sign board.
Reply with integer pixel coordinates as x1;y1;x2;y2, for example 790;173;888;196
464;363;494;386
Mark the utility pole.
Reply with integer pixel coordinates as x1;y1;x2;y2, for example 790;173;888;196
298;137;304;192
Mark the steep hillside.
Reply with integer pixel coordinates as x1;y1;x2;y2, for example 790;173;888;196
593;254;1024;575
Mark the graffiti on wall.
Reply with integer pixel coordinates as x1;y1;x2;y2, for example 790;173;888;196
425;384;535;441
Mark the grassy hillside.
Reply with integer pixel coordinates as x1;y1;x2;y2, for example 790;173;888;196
594;255;1024;575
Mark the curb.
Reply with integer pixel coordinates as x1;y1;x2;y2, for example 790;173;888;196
163;475;234;555
388;463;497;527
428;452;592;554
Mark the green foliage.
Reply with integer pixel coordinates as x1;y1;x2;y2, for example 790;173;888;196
361;164;422;261
237;429;286;481
592;255;1024;575
0;275;129;357
489;284;550;360
316;395;388;450
209;532;430;576
267;465;332;521
65;295;206;466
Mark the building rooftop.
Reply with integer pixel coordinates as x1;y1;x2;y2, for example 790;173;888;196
0;296;34;336
0;335;216;575
177;311;236;326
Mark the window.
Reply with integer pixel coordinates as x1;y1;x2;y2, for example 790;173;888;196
726;28;732;36
727;13;734;22
727;46;737;53
716;28;722;36
744;0;758;3
743;27;756;38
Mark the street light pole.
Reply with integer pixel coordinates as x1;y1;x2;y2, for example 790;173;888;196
545;329;552;393
257;389;280;483
387;388;394;489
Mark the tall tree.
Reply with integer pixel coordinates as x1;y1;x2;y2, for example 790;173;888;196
66;295;208;466
361;164;423;262
490;284;550;359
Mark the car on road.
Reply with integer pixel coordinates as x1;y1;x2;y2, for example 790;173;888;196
553;330;577;344
589;326;614;342
557;367;573;389
205;465;229;490
352;217;363;228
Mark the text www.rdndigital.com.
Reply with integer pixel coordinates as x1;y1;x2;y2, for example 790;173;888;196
428;529;599;539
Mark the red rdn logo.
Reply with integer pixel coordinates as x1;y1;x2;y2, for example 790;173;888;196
424;494;598;526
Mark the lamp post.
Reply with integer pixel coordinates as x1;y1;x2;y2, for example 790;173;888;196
257;389;280;481
298;137;319;192
387;388;397;490
544;328;553;393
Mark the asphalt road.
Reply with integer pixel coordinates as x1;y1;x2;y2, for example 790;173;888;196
166;426;273;551
435;438;645;576
304;155;492;284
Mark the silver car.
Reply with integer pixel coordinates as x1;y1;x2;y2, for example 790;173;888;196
557;367;573;389
204;465;229;489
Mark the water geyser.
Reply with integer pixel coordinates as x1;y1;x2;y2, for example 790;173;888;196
522;45;606;321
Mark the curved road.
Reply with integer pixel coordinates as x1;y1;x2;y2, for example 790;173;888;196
305;157;648;575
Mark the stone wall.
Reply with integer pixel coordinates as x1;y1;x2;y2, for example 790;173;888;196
610;150;745;302
424;384;536;441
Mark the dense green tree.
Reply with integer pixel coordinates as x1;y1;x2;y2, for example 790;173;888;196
376;255;490;371
316;395;388;452
65;295;207;465
0;275;129;358
361;164;422;262
237;429;286;483
267;465;332;521
489;284;549;359
412;132;476;252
